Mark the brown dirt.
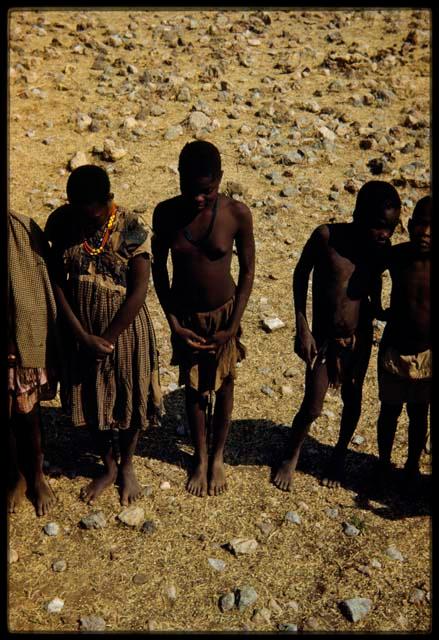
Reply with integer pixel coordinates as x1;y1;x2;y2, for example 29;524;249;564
8;8;431;633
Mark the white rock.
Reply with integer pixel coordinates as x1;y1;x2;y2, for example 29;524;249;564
43;522;60;536
385;545;404;562
8;549;19;563
46;597;64;613
228;537;259;555
188;111;211;131
318;125;337;142
262;317;285;332
164;583;177;600
208;558;226;571
69;151;88;170
160;481;171;490
340;597;372;622
285;511;301;525
117;506;145;527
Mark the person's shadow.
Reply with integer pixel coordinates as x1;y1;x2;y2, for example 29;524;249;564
41;389;431;520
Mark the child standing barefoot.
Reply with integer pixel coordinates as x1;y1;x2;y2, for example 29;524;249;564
273;181;401;492
8;211;59;516
376;196;431;491
45;165;162;506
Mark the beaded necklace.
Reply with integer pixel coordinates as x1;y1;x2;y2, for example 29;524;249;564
82;203;117;256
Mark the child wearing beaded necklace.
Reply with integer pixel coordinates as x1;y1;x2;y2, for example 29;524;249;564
45;165;162;506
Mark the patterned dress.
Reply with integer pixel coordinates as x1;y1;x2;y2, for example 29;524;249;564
45;205;162;431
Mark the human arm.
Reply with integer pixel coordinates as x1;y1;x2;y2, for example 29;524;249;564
209;202;255;348
293;227;322;364
151;205;209;350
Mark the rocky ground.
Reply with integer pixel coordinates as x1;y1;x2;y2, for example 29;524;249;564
8;8;431;633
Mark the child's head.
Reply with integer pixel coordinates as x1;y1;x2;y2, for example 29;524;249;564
409;195;431;254
67;165;112;218
353;180;401;248
178;141;223;211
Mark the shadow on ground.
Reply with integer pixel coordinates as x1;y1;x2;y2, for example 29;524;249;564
41;388;431;521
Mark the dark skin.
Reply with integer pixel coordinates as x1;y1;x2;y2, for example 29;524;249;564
376;209;430;487
152;171;255;497
49;196;149;506
274;206;400;492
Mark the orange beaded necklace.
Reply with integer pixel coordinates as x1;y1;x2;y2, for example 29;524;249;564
82;203;117;256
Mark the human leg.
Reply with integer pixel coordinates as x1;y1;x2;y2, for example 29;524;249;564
118;427;143;506
274;361;329;492
405;402;429;482
209;375;234;496
80;428;118;504
376;402;403;475
8;413;27;513
185;386;209;497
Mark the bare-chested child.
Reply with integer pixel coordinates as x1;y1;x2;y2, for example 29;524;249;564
375;195;431;490
152;140;255;497
273;181;401;492
45;165;162;506
8;211;59;516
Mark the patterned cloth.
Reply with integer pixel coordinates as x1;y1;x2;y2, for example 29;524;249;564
8;211;59;369
45;204;162;430
171;296;246;393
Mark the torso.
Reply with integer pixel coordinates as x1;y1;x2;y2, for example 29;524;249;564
384;243;430;354
155;194;240;311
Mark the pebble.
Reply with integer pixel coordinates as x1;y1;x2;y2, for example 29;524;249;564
43;522;60;536
409;588;425;604
385;545;404;562
339;597;372;622
342;522;360;537
219;592;235;612
268;597;283;615
208;558;226;571
262;317;285;332
256;521;274;536
132;573;148;585
164;125;183;140
160;480;171;490
51;559;67;572
325;507;339;519
79;615;106;631
117;506;145;528
261;385;275;398
188;111;211;131
69;151;88;170
141;520;157;535
143;485;153;497
351;435;365;445
8;549;19;564
370;558;382;569
164;583;177;601
285;511;301;525
46;597;64;613
80;511;107;530
227;537;259;555
102;138;127;162
278;623;298;632
237;585;258;610
251;607;271;625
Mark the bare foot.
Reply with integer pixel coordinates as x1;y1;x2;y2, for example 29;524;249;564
8;473;27;513
80;464;118;505
119;462;143;506
208;459;227;496
187;460;208;497
273;459;294;492
33;473;57;517
321;451;346;488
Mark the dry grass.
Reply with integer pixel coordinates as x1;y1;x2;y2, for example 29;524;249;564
8;8;431;633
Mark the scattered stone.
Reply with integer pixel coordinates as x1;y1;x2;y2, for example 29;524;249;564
208;558;226;571
283;367;296;378
256;520;274;536
143;485;153;497
43;522;60;536
160;481;171;490
385;545;404;562
342;522;360;537
370;558;382;569
76;113;92;132
325;507;339;519
262;317;285;332
278;623;298;632
285;511;301;525
268;597;283;615
102;138;127;162
339;597;372;622
188;110;211;131
46;597;64;613
80;511;107;530
409;588;425;605
8;549;19;564
237;585;258;610
219;592;235;612
261;385;275;398
351;435;365;445
69;151;88;170
117;506;145;528
51;559;67;572
227;537;259;555
79;615;106;631
164;583;177;601
141;520;157;535
164;125;183;140
251;607;271;625
281;385;293;396
132;573;148;585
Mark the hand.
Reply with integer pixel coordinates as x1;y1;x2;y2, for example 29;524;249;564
80;333;114;358
209;329;234;350
294;327;318;366
174;326;214;351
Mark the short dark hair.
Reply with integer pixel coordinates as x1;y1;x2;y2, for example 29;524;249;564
67;165;111;205
353;180;401;222
412;195;431;223
178;140;222;179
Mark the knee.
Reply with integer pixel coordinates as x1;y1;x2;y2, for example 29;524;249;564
298;405;321;424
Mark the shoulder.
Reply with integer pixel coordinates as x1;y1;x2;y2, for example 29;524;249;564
116;207;150;241
310;223;330;242
44;204;73;241
222;195;252;223
152;196;180;233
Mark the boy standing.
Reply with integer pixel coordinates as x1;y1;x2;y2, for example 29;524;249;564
376;196;431;488
274;181;401;492
152;141;255;497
